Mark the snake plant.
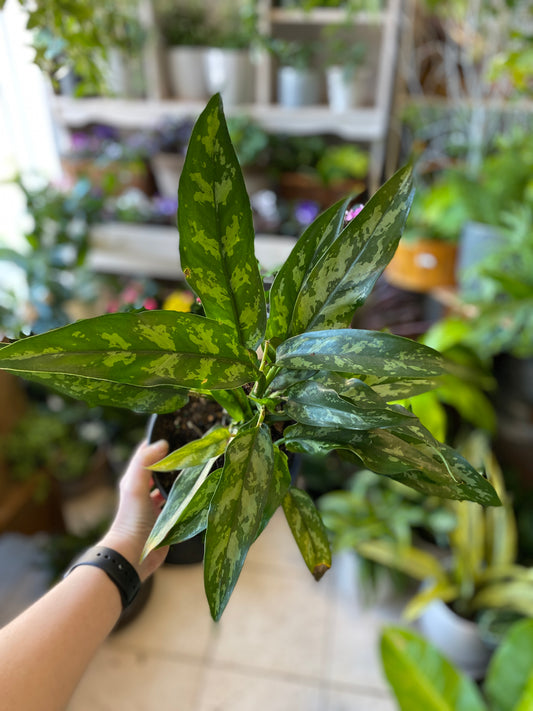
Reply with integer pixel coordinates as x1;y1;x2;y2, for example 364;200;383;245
0;95;499;620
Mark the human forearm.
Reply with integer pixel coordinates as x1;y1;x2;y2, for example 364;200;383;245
0;564;122;711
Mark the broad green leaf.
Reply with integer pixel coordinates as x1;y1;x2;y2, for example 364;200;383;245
266;197;351;342
282;423;500;506
149;468;223;550
178;93;266;350
282;487;331;581
380;626;487;711
209;388;251;421
368;375;443;400
403;580;461;621
265;368;317;396
0;311;260;401
143;460;218;557
0;371;188;413
485;619;533;711
204;424;274;620
276;329;447;378
289;164;414;335
256;444;292;538
150;427;230;472
285;379;414;430
472;580;533;617
356;540;448;588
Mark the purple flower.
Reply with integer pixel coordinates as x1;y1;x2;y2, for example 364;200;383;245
294;200;320;226
153;196;178;217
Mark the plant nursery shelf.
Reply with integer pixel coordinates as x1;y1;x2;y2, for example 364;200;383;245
88;223;297;280
269;7;387;25
52;97;386;141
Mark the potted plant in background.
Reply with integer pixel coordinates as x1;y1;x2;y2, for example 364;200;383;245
384;173;465;293
0;94;500;621
322;26;366;112
203;5;257;107
381;619;533;710
155;0;210;100
330;430;530;678
270;38;321;107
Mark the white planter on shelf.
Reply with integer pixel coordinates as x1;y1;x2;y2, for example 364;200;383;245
326;66;359;112
277;66;320;108
204;48;254;107
166;46;209;100
106;49;145;98
418;597;494;680
150;153;185;199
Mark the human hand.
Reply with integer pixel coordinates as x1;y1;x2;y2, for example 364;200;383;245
99;439;169;582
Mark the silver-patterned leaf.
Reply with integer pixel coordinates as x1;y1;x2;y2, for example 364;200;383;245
285;379;414;430
276;329;447;378
283;423;500;506
204;424;274;620
282;487;331;580
0;311;260;400
143;459;219;557
178;94;267;350
266;197;350;342
289;165;414;335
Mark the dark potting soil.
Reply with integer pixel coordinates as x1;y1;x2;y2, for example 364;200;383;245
148;397;226;496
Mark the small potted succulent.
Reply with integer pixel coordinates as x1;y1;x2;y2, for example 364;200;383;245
0;95;499;621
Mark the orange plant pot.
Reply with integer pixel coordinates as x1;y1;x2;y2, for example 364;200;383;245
384;238;458;293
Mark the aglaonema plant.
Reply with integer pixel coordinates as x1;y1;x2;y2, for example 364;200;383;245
0;95;500;621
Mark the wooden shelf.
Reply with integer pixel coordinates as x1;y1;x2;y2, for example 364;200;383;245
88;223;297;280
52;96;386;141
269;7;386;25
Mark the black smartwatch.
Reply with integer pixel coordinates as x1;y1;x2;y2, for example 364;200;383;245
64;546;141;609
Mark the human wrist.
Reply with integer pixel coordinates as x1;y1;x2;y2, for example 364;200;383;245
97;534;144;580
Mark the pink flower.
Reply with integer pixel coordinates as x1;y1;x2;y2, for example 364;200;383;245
344;204;364;223
143;297;158;310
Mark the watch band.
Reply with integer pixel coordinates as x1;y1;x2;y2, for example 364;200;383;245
65;546;141;609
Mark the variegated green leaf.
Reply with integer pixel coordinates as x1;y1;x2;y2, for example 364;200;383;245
266;197;351;342
204;424;274;620
149;468;223;550
256;444;292;538
362;375;443;401
178;93;266;350
149;427;230;472
143;460;218;557
285;379;414;430
282;486;331;580
208;388;251;421
0;311;260;400
0;371;188;413
276;329;447;378
265;368;317;396
289;164;414;335
282;423;500;506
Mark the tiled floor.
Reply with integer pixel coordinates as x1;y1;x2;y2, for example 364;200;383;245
68;510;402;711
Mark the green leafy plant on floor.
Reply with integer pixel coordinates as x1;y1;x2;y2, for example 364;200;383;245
0;95;499;621
381;620;533;711
340;431;532;624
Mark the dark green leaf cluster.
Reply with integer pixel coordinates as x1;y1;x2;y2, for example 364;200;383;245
0;95;500;621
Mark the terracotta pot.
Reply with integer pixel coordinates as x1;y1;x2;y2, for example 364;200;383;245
279;172;365;209
384;238;458;293
61;156;152;196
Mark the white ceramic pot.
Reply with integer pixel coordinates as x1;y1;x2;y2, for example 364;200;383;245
204;48;254;106
326;66;358;112
167;46;209;100
418;598;493;679
277;66;320;107
106;49;145;98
